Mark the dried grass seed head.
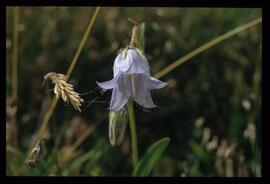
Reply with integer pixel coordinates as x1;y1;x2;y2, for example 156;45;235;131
43;72;84;112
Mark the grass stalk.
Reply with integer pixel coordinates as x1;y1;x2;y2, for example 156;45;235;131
154;17;262;79
26;7;101;161
66;7;100;79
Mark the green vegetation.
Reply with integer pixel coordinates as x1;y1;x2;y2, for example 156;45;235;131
6;7;261;176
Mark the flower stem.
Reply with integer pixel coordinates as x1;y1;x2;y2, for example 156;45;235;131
131;74;136;97
128;98;138;168
127;22;142;169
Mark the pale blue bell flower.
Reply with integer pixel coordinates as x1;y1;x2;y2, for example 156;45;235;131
97;48;167;112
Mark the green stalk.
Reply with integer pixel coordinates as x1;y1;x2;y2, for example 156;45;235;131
154;17;262;79
128;98;139;167
26;7;101;162
127;23;142;168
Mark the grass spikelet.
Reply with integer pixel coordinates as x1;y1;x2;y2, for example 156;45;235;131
43;72;84;112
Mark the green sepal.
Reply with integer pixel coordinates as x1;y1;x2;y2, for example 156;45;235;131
135;48;146;61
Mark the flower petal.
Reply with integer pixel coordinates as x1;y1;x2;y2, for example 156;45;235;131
133;74;156;108
109;73;132;111
99;48;167;111
127;49;150;74
96;80;115;90
147;77;167;89
110;86;130;111
134;89;156;109
113;49;151;77
96;73;120;90
113;54;129;77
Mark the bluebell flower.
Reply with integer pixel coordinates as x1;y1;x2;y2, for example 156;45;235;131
97;48;167;112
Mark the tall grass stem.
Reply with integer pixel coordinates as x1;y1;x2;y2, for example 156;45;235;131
26;7;101;161
154;17;262;79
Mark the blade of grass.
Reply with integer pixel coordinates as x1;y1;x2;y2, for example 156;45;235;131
65;7;100;80
154;17;262;79
26;7;101;162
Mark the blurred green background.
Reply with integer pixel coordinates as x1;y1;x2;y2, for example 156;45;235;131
6;7;261;176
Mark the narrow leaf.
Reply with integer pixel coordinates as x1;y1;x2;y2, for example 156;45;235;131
138;22;145;52
190;141;209;161
133;137;170;176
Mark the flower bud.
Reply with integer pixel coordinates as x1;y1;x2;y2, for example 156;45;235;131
109;107;128;146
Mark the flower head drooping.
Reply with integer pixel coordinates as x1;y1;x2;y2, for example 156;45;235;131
97;47;167;111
